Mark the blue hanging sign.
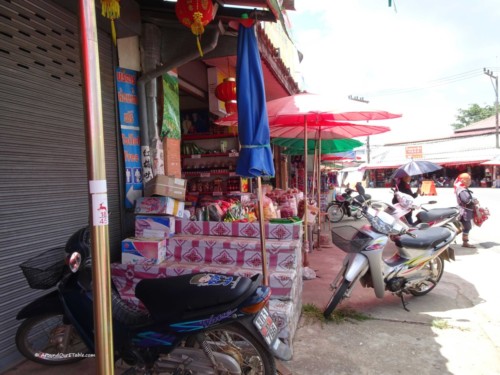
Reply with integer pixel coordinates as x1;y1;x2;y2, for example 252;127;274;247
116;67;142;208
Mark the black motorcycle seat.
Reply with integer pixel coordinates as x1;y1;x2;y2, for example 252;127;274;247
135;272;258;323
417;208;459;223
394;227;451;250
354;194;371;203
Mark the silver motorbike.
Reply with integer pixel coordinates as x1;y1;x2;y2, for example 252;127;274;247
387;191;460;229
324;202;461;317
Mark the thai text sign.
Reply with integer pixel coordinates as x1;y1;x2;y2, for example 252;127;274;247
116;67;142;208
405;145;423;159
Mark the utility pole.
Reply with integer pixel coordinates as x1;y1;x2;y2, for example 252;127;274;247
483;68;499;149
348;95;370;161
348;95;371;185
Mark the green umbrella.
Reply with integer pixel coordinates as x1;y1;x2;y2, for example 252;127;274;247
273;138;363;155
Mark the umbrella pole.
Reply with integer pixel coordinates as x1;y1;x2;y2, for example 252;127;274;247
78;1;114;373
257;177;269;286
303;118;309;266
317;133;322;249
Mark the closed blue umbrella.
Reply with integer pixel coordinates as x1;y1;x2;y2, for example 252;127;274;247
236;17;273;286
235;19;275;178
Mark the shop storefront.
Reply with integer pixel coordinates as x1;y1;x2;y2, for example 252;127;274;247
0;0;303;370
365;126;500;188
0;0;123;367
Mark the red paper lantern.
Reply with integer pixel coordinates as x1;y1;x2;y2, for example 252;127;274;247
215;77;236;102
175;0;214;56
224;100;238;114
215;77;237;114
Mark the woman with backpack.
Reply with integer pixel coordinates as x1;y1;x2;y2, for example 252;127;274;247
454;173;476;248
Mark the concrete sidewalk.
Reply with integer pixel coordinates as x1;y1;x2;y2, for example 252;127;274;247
5;188;500;374
285;187;500;375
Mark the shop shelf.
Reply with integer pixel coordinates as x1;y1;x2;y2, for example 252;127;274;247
181;152;239;159
182;133;238;140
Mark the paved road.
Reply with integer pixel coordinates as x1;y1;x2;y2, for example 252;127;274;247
286;187;500;375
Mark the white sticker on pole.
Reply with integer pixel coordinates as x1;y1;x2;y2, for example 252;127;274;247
92;193;109;226
89;180;109;226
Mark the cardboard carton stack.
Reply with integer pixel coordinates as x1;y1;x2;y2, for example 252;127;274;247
113;181;303;355
120;176;186;266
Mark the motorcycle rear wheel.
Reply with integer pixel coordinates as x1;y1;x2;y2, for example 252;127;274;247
327;203;344;223
185;322;276;374
409;257;444;296
324;277;351;318
15;313;88;365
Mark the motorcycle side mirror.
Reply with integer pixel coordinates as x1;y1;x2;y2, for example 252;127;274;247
68;252;81;273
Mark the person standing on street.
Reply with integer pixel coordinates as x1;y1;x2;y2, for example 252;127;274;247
392;175;421;225
454;173;476;248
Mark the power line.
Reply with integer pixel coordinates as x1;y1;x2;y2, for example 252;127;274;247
360;67;499;98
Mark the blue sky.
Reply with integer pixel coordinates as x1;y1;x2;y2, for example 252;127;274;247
287;0;500;144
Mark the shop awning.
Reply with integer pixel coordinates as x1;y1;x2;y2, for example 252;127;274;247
363;161;409;170
437;159;489;166
430;149;499;166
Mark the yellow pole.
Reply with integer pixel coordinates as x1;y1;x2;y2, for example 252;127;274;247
303;118;309;266
257;177;269;285
78;1;114;373
317;131;322;249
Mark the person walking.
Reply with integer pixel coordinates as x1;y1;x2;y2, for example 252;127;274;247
392;175;421;225
454;173;476;248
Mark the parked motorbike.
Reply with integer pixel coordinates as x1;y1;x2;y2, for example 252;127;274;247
16;227;290;373
323;202;461;318
327;183;372;223
388;190;461;228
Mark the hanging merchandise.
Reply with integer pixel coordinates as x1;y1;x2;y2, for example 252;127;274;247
175;0;214;57
101;0;120;45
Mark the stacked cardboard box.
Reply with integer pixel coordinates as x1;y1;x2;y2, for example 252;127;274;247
135;215;176;238
113;219;303;355
121;178;186;265
121;237;167;266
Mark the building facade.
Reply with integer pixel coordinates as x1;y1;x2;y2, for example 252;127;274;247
0;0;301;370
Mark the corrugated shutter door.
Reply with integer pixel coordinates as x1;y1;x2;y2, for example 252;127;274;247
0;0;122;369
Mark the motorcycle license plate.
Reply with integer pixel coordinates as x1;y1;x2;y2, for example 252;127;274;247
253;307;278;346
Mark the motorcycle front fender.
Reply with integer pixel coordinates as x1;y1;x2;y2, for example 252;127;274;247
362;249;386;298
16;290;64;320
344;253;369;283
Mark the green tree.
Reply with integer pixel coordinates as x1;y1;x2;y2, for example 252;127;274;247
451;103;496;130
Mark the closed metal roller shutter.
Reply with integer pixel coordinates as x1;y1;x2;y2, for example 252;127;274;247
0;0;122;369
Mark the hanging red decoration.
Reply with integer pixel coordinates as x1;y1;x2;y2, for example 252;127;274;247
175;0;214;57
215;77;237;114
224;100;238;114
215;77;236;102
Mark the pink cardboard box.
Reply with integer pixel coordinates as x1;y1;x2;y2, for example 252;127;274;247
176;219;303;240
167;234;301;272
135;215;176;238
135;197;185;217
121;237;167;265
111;262;299;305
